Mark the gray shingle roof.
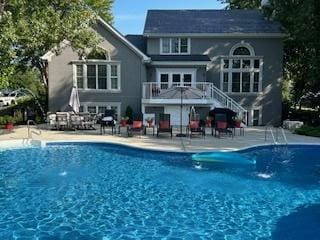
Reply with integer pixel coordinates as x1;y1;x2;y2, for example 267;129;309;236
125;35;147;53
143;10;282;35
150;55;210;62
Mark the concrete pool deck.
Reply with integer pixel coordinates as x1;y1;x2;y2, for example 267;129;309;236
0;125;319;152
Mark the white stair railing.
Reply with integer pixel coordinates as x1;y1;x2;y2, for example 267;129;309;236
210;84;247;123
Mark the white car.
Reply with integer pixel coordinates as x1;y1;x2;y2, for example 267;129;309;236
0;91;28;107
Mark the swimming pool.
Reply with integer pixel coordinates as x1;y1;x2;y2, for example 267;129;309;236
0;142;319;239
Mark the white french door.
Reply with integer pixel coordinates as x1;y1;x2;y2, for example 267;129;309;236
157;69;196;89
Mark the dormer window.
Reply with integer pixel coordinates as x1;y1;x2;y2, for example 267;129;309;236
160;38;190;54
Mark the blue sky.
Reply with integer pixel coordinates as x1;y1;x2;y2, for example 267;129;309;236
113;0;226;35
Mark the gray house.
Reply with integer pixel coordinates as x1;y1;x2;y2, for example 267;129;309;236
43;9;284;126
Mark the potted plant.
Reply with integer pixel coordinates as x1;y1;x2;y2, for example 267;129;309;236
120;116;129;127
146;117;154;127
234;117;242;128
0;115;15;130
205;116;213;127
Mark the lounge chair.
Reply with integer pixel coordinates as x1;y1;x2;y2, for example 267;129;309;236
127;113;144;137
188;120;205;138
47;113;57;130
70;114;82;130
157;113;172;138
101;109;116;135
214;121;233;138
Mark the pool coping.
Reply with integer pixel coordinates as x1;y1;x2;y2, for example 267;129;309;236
1;139;320;154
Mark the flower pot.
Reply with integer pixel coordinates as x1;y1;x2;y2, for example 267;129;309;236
5;122;14;130
120;120;127;127
235;121;241;128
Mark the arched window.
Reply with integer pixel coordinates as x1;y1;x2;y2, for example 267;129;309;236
233;47;251;56
220;42;262;94
86;48;109;60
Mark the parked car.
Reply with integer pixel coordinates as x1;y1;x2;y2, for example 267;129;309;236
0;90;28;107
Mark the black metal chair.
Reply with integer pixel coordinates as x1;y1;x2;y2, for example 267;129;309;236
157;113;172;138
101;109;116;135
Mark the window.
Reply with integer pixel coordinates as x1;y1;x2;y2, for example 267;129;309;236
76;65;84;89
253;109;260;126
74;62;121;91
162;38;170;53
161;38;190;54
157;69;195;88
233;47;251;56
87;65;96;89
221;43;262;93
98;65;107;89
160;74;169;89
81;103;121;120
111;65;119;90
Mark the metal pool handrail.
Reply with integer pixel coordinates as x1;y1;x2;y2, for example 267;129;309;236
27;120;41;139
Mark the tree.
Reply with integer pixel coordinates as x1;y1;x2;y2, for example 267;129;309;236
219;0;320;106
0;0;113;87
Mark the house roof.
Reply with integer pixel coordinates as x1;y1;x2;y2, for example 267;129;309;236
42;18;150;62
125;35;147;53
143;10;283;36
149;55;210;62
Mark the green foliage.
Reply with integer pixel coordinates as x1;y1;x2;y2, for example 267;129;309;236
295;125;320;138
0;115;15;125
220;0;261;9
0;0;113;85
220;0;320;107
125;106;133;120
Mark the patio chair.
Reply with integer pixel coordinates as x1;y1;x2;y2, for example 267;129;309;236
188;114;205;138
81;113;96;130
101;109;116;135
127;113;144;137
70;114;82;130
47;113;57;130
56;112;69;130
157;113;172;138
214;121;233;138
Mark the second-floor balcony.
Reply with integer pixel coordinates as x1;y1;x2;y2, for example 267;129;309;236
142;82;214;105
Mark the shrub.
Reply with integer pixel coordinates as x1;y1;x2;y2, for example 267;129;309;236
125;105;133;120
295;125;320;138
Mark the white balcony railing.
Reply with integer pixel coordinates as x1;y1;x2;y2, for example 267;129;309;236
142;82;213;100
142;82;247;123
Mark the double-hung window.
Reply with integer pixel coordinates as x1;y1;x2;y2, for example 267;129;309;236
221;44;263;93
74;62;121;91
161;38;190;54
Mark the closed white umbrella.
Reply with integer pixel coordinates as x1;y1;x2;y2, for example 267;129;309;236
69;86;80;114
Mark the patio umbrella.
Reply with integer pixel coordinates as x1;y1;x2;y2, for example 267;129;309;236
69;86;80;114
157;86;204;137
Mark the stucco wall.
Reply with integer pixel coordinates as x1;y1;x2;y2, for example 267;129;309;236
146;37;283;125
48;21;146;116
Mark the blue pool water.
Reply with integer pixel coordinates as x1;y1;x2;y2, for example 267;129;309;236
0;143;320;239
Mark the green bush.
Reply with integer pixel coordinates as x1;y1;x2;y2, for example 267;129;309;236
295;125;320;138
0;115;15;125
125;105;133;120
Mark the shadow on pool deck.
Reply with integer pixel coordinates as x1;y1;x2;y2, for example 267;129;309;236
272;204;320;240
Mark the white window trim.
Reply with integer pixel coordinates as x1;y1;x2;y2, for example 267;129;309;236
160;38;191;55
220;47;263;94
73;61;121;92
229;41;255;56
156;68;196;87
80;102;121;119
247;107;262;126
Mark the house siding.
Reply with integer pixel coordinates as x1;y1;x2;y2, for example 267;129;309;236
146;37;283;125
48;21;147;116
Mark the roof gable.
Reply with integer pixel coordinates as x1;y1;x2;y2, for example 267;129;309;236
42;17;150;62
143;10;283;36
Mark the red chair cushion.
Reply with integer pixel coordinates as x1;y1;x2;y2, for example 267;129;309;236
159;121;170;129
132;121;142;129
190;121;199;129
217;121;227;129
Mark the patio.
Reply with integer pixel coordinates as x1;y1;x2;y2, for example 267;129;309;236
0;125;319;152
